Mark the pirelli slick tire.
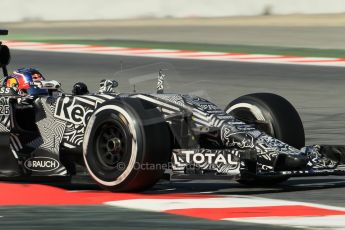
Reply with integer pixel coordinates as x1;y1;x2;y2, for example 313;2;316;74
225;93;305;186
83;98;171;192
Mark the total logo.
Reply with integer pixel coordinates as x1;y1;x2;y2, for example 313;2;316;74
24;157;60;172
174;150;238;165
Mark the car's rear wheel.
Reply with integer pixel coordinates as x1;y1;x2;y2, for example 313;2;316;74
83;98;171;192
225;93;305;186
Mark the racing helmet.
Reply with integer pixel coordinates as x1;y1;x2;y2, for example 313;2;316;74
6;68;48;95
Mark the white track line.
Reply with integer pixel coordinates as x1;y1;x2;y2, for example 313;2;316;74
105;195;345;229
105;195;345;212
105;196;297;211
227;216;345;229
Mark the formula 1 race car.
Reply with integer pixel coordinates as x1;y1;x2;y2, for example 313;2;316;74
0;30;345;192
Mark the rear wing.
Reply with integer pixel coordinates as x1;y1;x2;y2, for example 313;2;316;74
0;30;8;36
0;30;10;77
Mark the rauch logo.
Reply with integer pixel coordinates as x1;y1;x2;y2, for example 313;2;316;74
24;157;60;172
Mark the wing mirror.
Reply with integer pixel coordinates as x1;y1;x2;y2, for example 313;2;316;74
99;79;118;93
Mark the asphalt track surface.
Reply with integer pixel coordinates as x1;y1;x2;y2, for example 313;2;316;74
2;50;345;229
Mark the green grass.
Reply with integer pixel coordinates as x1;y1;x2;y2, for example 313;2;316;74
5;34;345;58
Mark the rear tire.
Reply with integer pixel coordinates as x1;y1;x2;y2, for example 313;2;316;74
225;93;305;186
83;98;171;192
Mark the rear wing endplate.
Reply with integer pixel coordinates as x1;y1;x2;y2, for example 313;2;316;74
0;30;8;36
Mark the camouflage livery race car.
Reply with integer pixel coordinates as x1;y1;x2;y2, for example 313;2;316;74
0;30;345;192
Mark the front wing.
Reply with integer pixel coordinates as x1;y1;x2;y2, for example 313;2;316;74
170;147;345;179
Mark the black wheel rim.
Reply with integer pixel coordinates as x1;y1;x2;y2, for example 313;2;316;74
94;120;129;170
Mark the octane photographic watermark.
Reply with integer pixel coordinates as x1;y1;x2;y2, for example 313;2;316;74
116;161;173;171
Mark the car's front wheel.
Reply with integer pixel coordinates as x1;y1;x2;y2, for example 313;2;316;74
225;93;305;186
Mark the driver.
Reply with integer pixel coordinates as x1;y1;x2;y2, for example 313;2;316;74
5;68;48;95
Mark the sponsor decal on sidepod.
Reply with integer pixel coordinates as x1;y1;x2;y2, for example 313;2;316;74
24;157;60;172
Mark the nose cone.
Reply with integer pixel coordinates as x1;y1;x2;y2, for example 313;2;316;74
274;153;308;171
320;145;345;164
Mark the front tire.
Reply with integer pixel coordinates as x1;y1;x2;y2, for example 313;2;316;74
83;98;171;192
225;93;305;186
